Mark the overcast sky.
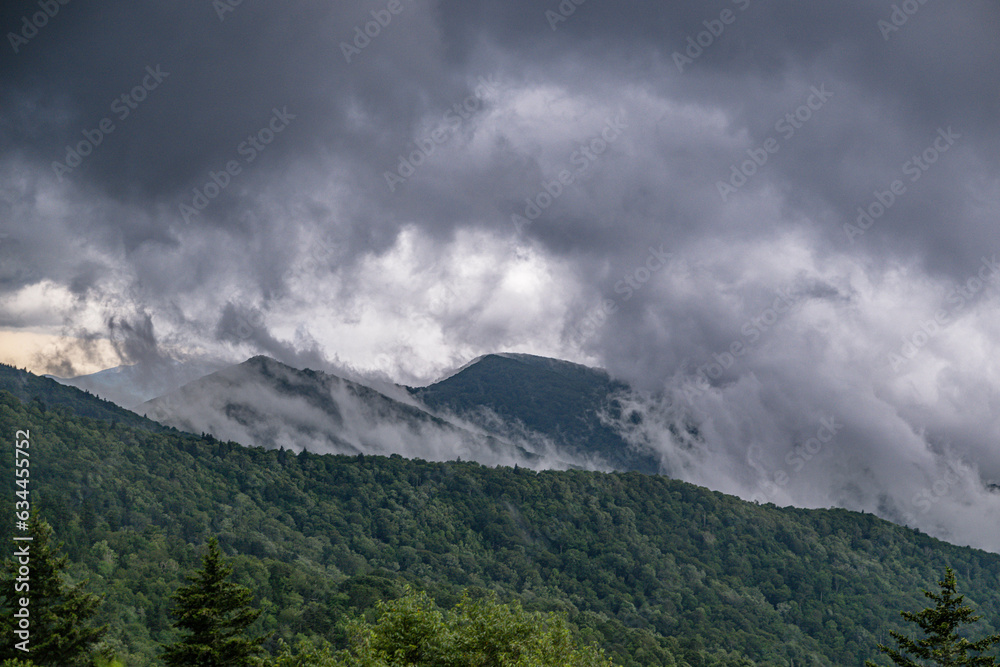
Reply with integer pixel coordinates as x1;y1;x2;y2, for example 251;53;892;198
2;0;999;549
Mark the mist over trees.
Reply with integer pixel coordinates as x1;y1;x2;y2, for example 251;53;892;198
1;365;1000;665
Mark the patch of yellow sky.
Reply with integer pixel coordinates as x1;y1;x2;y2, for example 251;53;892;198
0;329;119;377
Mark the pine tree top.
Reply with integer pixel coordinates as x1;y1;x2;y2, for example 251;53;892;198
867;567;1000;667
162;537;269;667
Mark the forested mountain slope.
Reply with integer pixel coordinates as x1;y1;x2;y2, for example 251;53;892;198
0;362;170;433
137;356;556;468
2;369;999;665
412;353;660;473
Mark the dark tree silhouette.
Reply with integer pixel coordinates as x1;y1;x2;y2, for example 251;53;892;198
162;537;269;667
0;513;107;666
867;567;1000;666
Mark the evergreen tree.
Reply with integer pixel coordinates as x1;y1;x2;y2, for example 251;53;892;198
867;567;1000;666
0;513;107;666
162;537;269;667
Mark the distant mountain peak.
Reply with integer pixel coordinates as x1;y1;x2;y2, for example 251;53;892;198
490;352;612;377
412;352;658;473
241;355;288;371
428;354;492;385
244;354;276;365
427;352;611;388
47;357;227;409
134;352;647;472
137;355;550;467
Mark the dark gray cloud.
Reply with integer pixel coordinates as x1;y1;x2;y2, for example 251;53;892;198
3;0;1000;549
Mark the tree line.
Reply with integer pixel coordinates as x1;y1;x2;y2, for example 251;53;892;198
2;514;615;666
2;379;1000;665
3;513;998;666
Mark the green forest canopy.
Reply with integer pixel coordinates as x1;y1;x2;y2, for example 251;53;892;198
0;363;998;666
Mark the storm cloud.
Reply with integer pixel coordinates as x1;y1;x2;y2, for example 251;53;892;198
2;0;999;549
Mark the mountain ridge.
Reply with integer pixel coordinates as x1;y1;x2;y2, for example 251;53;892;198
48;357;225;409
138;354;570;468
411;352;660;473
2;377;999;666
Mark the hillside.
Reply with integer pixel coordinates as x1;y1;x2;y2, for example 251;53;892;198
49;357;225;409
412;353;660;473
137;355;547;467
2;368;999;666
0;362;170;433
